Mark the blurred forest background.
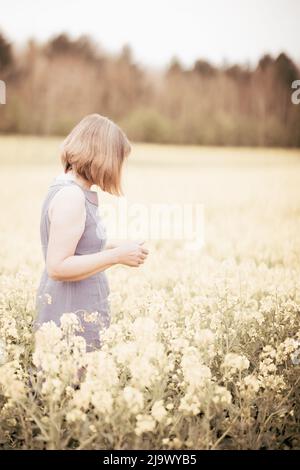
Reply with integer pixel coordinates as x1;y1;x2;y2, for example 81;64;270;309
0;31;299;146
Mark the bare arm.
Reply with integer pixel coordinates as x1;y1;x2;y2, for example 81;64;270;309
46;186;148;282
104;239;132;250
104;240;119;250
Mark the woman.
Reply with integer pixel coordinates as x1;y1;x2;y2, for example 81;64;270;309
34;114;148;352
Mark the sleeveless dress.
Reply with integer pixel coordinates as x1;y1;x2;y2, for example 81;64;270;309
33;174;111;352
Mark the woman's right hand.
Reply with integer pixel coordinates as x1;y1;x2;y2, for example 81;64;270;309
113;241;149;267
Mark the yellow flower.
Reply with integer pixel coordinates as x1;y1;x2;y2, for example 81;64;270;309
123;386;144;414
222;353;250;372
151;400;168;423
135;414;156;436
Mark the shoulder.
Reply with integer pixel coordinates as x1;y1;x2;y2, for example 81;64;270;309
53;184;86;205
48;185;86;222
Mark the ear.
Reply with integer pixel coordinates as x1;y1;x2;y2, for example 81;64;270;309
61;149;71;173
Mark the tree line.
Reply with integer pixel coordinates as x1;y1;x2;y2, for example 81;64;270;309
0;32;299;146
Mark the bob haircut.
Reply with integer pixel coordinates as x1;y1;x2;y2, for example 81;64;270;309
60;114;131;196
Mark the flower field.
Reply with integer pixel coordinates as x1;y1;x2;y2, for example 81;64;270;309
0;136;300;449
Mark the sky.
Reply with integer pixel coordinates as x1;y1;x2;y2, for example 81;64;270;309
0;0;299;69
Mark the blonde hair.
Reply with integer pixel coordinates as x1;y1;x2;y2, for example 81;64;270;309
60;114;131;196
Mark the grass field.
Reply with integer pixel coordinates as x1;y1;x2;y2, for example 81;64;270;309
0;136;300;449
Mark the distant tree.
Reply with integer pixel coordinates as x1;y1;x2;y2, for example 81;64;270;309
45;33;73;55
119;44;133;64
45;33;99;61
225;64;251;81
193;59;216;77
0;33;13;71
73;35;99;61
257;54;274;71
274;52;299;87
167;57;184;75
0;32;299;146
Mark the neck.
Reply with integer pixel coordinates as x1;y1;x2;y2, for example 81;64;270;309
67;170;92;190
